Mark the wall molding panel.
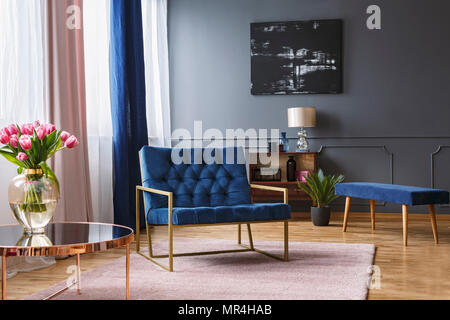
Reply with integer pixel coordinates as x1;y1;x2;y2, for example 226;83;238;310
317;145;393;208
430;145;450;208
430;145;450;188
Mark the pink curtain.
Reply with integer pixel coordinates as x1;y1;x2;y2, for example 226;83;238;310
47;0;93;222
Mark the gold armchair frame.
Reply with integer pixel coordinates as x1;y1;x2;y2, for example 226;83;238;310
136;184;289;272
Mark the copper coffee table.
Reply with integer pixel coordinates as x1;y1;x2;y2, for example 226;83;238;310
0;222;134;300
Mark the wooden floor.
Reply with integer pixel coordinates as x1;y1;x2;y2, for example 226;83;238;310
4;212;450;300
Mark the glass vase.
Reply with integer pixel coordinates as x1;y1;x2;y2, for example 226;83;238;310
279;132;289;152
8;168;59;234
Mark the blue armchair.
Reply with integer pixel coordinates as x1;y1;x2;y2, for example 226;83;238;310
136;146;291;271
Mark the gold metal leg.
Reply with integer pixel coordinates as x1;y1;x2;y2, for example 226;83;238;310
137;220;289;271
2;256;6;300
343;197;351;232
146;222;153;257
238;220;289;261
136;188;140;252
402;204;408;246
139;221;289;271
126;243;130;300
246;224;254;249
284;221;289;261
428;204;439;244
237;224;241;244
76;254;81;295
136;186;167;270
370;200;376;231
136;187;154;257
168;192;174;272
168;225;173;272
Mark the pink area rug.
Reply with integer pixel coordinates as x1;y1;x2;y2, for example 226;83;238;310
26;238;375;300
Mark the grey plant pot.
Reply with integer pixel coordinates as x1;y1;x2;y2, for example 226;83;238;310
311;206;331;226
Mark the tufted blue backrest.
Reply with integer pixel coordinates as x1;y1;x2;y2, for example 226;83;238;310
139;146;251;209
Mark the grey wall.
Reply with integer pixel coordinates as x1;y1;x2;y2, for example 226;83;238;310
168;0;450;213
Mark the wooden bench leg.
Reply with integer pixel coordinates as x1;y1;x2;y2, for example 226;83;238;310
428;204;439;244
402;204;408;246
342;197;351;232
370;200;375;231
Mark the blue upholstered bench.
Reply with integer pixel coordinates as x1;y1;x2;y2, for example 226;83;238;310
136;146;291;271
335;182;449;246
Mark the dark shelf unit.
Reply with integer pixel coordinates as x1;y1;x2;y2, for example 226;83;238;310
249;152;318;203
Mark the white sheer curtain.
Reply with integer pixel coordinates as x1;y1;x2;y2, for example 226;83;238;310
0;0;54;279
83;0;114;223
0;0;48;124
81;0;172;222
142;0;172;147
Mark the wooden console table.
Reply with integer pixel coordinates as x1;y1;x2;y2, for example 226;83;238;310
249;152;318;204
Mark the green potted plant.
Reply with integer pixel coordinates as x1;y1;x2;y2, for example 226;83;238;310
297;169;344;226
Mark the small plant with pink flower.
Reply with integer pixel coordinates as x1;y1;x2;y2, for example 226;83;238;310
0;121;79;231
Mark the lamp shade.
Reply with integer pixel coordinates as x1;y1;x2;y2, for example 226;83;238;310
287;107;316;128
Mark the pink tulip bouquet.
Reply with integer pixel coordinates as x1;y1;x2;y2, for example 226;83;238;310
0;121;78;213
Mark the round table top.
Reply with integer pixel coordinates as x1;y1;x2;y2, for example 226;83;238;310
0;222;134;257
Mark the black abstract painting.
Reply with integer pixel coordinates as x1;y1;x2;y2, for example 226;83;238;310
251;19;342;95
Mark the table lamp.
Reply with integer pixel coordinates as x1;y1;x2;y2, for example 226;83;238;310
287;107;316;152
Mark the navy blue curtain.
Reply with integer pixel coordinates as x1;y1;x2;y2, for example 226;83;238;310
110;0;148;231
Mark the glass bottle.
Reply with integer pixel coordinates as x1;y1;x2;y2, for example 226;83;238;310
287;156;296;181
279;132;289;152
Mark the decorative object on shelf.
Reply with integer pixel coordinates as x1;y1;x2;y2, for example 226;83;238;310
286;156;297;181
288;106;316;152
296;170;310;182
252;168;282;182
297;169;344;226
279;131;289;152
249;152;318;205
0;121;79;234
250;19;342;95
278;144;283;153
